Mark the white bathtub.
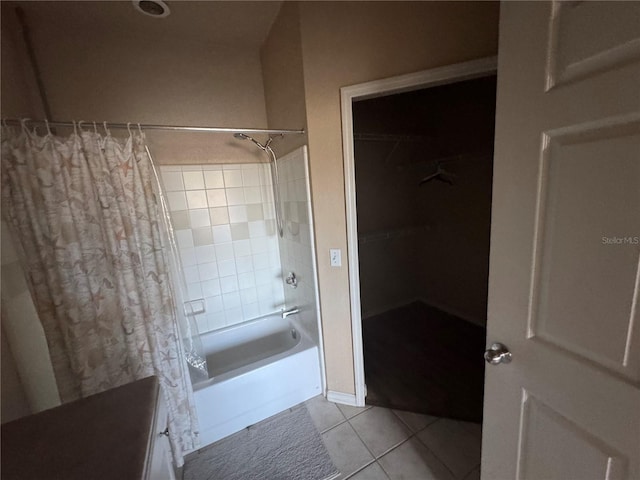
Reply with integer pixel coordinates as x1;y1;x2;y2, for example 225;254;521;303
191;313;322;448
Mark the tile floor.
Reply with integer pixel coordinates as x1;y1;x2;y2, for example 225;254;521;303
305;395;482;480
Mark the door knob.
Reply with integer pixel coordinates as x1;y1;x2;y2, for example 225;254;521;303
484;343;512;365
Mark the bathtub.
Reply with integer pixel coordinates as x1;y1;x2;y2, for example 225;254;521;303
191;313;322;448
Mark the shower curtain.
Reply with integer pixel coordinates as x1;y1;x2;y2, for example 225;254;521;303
1;122;198;466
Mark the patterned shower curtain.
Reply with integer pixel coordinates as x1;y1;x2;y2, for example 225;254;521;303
1;123;199;465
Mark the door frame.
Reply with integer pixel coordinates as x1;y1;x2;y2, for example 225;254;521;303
340;56;498;406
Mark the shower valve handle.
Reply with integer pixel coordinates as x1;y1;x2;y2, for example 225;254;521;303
285;272;298;288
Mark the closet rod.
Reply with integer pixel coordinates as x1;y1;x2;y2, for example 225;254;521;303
2;118;305;136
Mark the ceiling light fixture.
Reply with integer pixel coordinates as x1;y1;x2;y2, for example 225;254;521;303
132;0;170;18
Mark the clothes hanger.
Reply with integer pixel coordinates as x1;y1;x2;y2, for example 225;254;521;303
419;162;455;186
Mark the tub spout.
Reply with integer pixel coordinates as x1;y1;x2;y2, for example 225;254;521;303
282;306;299;319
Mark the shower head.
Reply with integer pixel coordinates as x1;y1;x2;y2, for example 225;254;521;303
233;132;271;151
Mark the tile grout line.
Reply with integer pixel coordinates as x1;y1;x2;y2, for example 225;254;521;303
318;400;477;480
408;419;467;480
383;412;465;480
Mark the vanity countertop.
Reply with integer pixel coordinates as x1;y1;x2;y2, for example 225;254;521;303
1;376;161;480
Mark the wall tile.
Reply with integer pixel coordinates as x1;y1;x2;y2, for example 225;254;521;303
248;220;267;238
162;171;184;191
222;291;241;310
235;255;254;274
218;259;237;277
242;302;260;320
207;189;227;207
246;204;264;221
198;262;218;281
184;265;200;284
186;190;207;209
204;171;224;189
228;206;248;223
215;243;235;262
207;313;226;331
180;248;197;267
167;191;187;211
183;171;205;190
233;240;252;258
225;307;243;325
192;227;213;246
244;187;261;204
238;272;256;290
195;245;216;264
186;282;203;300
230;223;250;241
220;276;238;294
239;285;258;303
189;209;211;228
212;225;232;244
252;254;269;270
223;170;243;188
210;207;230;225
175;229;194;249
201;279;221;297
171;210;190;230
226;188;245;206
205;295;224;313
242;169;260;187
160;163;284;333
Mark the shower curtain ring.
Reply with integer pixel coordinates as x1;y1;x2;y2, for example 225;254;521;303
20;118;31;133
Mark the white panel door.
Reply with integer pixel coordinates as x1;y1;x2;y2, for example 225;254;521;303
483;2;640;479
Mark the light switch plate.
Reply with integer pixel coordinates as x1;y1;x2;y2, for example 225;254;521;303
330;248;341;267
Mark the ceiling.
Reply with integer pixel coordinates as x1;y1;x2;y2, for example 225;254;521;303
3;1;284;48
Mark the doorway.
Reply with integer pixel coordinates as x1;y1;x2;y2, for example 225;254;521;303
341;58;496;420
354;74;496;423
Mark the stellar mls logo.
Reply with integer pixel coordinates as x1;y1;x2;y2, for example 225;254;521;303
602;236;640;245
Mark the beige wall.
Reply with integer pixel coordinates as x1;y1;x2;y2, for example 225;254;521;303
1;322;30;423
1;9;43;118
1;222;61;414
261;2;309;156
1;13;61;417
0;2;269;164
3;0;500;400
296;1;500;394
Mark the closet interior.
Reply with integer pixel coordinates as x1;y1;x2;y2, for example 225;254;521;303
354;74;497;422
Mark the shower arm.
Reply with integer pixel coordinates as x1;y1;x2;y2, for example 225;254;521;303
233;133;285;238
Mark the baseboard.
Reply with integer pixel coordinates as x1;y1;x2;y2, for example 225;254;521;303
419;297;486;328
363;297;486;328
326;390;358;406
361;297;422;320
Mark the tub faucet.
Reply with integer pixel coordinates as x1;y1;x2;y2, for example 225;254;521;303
282;306;299;319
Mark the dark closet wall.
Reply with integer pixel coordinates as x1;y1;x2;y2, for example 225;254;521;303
354;75;497;325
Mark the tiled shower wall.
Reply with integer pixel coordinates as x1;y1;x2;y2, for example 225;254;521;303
277;147;320;345
159;164;285;334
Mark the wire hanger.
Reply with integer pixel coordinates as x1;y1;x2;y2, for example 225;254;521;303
419;162;455;186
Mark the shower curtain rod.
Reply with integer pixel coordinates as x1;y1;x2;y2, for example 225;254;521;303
2;118;305;136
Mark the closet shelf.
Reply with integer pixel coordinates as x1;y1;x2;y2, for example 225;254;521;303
353;133;434;143
358;225;432;245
